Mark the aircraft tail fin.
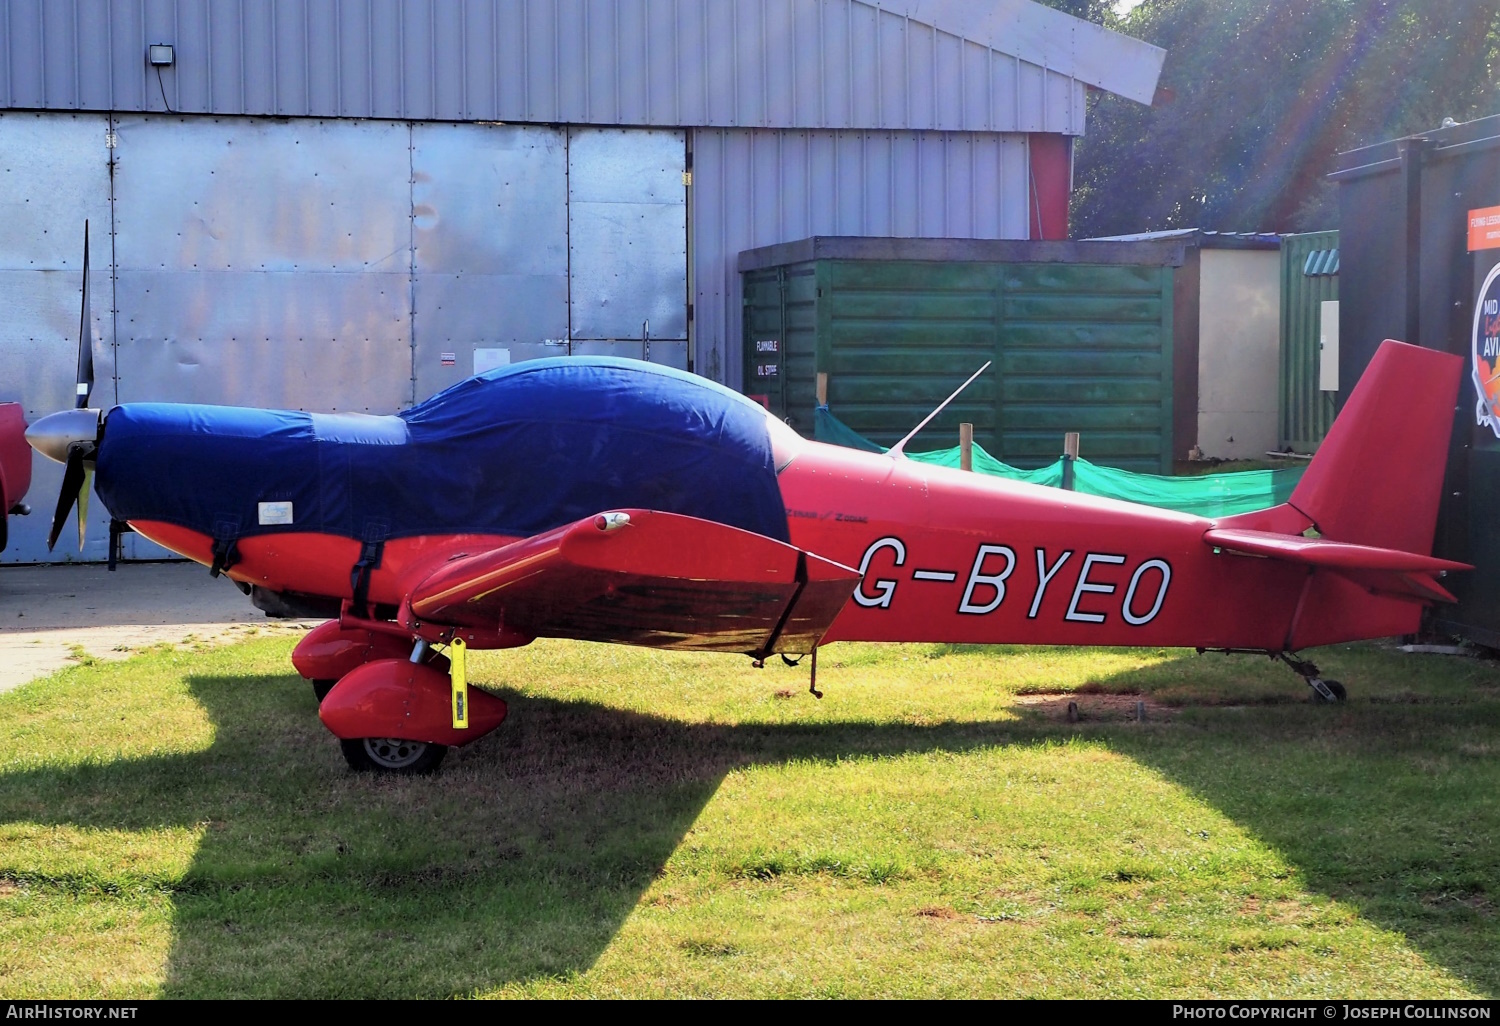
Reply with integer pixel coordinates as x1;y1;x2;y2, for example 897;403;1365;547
1209;340;1466;648
1286;339;1462;554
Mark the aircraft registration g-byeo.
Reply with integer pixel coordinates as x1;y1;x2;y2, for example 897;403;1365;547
26;239;1467;773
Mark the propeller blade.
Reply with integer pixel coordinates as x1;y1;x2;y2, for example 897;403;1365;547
47;444;87;551
75;220;93;410
77;463;94;552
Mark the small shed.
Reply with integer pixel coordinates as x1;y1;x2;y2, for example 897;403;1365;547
1278;231;1339;453
740;235;1184;473
1092;229;1283;462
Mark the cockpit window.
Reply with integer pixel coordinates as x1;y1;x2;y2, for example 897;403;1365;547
764;412;804;473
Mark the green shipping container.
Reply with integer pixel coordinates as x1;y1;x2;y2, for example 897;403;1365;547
1277;230;1339;453
740;237;1184;473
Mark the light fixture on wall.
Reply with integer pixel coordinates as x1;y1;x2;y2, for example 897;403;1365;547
147;45;176;113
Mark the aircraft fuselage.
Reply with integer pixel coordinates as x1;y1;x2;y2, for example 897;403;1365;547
130;427;1418;656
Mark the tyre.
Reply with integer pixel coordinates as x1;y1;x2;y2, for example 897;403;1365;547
311;678;337;703
1311;679;1347;703
339;737;448;775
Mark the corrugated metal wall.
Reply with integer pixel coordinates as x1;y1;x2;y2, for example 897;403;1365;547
0;0;1086;134
1;0;1070;392
693;127;1030;388
1279;230;1338;452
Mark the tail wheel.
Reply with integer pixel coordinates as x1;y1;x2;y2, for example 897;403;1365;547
339;737;448;775
1311;679;1347;703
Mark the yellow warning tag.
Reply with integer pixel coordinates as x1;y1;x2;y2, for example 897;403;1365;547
450;636;469;729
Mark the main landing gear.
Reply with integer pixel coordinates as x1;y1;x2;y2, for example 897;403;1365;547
292;620;511;775
339;736;448;775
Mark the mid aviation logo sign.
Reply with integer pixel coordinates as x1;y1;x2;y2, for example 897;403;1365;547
1474;262;1500;438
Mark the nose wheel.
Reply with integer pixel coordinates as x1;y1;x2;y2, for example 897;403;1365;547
339;737;448;775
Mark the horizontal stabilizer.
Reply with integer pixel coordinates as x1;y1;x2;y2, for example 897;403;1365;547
409;509;861;655
1203;527;1469;603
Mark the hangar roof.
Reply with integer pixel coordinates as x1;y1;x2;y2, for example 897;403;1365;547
0;0;1164;136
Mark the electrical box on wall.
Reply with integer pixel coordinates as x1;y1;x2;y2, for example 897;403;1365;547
1319;300;1339;391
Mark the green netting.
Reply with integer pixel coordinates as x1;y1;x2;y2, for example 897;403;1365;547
812;407;885;452
1068;459;1302;518
812;407;1303;517
902;439;1064;487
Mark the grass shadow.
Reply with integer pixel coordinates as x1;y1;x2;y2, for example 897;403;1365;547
0;641;1496;996
0;663;1029;997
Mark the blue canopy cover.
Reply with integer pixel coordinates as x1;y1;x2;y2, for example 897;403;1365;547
95;358;790;545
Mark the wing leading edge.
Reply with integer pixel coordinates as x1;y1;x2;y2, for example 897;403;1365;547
408;510;861;655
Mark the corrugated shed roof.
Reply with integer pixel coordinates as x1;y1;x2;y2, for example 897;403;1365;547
0;0;1164;134
1089;228;1282;250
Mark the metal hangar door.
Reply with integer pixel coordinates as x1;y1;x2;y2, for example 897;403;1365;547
567;128;689;370
411;123;572;401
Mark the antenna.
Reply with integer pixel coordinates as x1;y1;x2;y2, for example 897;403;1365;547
888;361;991;459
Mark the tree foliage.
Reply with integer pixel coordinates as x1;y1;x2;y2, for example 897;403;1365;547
1034;0;1120;26
1071;0;1500;238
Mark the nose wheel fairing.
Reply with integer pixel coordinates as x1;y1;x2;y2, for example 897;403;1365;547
318;659;509;749
292;621;417;684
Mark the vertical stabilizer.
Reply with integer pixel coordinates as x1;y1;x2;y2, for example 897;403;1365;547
1288;339;1461;553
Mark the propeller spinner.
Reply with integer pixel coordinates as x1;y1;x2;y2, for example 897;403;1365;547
25;221;102;552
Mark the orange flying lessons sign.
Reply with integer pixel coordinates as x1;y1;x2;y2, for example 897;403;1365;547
1471;206;1500;251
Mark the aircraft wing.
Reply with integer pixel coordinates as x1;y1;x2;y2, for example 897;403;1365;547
1203;528;1470;603
407;509;861;655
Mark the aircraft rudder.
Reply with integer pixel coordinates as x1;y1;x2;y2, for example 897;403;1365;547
1288;339;1461;553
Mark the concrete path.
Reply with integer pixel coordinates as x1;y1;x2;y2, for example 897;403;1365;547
0;562;316;691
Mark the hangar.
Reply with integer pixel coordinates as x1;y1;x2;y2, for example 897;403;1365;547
0;0;1163;562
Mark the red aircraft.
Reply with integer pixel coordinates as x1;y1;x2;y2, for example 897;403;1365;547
26;254;1466;774
0;401;31;556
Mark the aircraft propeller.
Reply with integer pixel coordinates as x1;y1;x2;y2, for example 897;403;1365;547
24;221;105;552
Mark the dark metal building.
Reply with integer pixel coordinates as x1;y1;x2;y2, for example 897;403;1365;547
1332;114;1500;644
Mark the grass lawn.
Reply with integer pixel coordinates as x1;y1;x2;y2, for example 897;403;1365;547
0;634;1496;998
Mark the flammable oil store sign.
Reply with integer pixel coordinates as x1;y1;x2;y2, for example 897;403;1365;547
1471;206;1500;438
